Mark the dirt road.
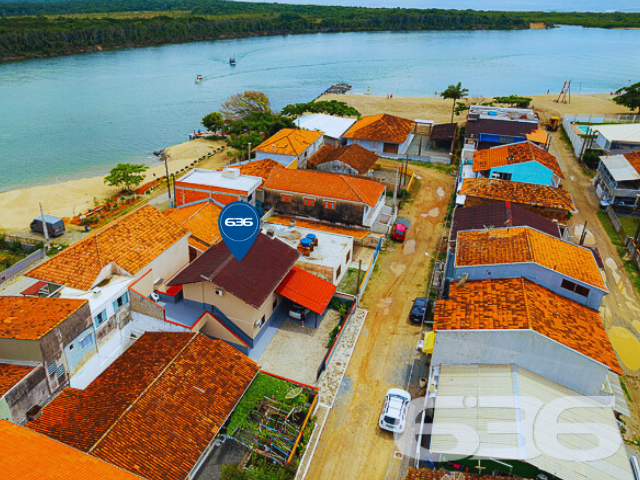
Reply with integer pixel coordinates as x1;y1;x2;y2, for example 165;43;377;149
305;166;455;480
549;133;640;441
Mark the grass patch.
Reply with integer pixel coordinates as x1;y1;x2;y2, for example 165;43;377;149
619;376;633;403
618;215;640;239
226;372;310;435
597;210;640;295
337;267;360;296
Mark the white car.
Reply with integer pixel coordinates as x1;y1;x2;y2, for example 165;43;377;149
289;303;310;320
379;388;411;433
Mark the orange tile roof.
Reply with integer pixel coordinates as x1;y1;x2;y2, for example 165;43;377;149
435;278;621;374
0;420;143;480
461;178;574;211
308;143;379;174
623;151;640;175
28;205;189;291
164;201;222;251
455;226;606;290
343;113;414;144
264;168;386;208
0;296;88;340
276;266;337;314
221;159;284;189
265;215;370;239
472;142;563;178
0;363;35;397
406;467;521;480
254;128;323;156
526;128;550;145
28;332;258;480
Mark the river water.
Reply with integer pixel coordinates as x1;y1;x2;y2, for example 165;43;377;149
1;26;639;191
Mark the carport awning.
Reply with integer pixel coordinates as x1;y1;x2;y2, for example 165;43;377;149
276;266;337;315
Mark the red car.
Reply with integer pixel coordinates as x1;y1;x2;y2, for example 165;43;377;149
391;222;407;242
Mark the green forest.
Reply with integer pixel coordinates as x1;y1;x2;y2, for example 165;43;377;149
1;0;639;62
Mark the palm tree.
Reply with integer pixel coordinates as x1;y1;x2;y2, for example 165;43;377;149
441;82;469;123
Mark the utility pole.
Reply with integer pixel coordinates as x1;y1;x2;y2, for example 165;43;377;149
393;167;399;208
579;221;588;245
248;142;252;162
39;202;50;252
163;154;172;206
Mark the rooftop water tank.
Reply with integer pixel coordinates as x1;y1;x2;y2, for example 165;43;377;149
300;238;312;248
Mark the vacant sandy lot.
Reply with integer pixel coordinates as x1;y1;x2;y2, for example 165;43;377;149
318;92;634;124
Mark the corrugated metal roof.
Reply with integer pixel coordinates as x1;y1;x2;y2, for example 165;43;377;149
295;114;356;139
275;266;336;315
431;364;634;480
594;124;640;143
601;154;640;182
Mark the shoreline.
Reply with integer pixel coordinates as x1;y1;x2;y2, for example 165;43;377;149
0;92;633;232
0;138;228;231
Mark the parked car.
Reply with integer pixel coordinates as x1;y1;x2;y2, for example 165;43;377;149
289;303;310;320
30;215;65;238
409;297;430;323
379;388;411;433
391;222;407;242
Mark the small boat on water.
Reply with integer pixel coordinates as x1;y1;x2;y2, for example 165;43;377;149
195;74;203;83
229;56;237;66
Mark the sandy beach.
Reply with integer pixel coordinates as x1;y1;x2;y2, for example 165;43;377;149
318;92;633;123
0;92;634;233
0;138;228;231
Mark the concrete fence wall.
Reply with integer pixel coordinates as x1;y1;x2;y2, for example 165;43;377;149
0;249;46;283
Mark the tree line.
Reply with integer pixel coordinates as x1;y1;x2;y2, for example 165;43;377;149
1;0;639;62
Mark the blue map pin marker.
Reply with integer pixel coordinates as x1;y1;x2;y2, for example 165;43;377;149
218;201;261;261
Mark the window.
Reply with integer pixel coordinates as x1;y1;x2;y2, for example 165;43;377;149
323;200;336;210
112;291;130;312
303;197;315;207
56;365;65;378
281;194;292;203
47;362;57;376
346;250;351;262
492;171;512;181
248;192;253;202
561;279;590;298
80;334;93;350
93;309;108;328
336;265;342;279
273;298;278;310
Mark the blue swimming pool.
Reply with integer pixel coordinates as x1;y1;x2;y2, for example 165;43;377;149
577;125;594;134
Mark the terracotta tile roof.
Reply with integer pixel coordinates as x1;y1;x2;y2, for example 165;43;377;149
0;420;143;480
0;363;35;397
623;151;640;175
461;178;574;211
254;128;323;156
221;159;284;189
308;143;379;174
264;168;386;208
276;266;337;314
265;216;370;239
343;113;414;144
168;233;300;309
472;142;563;178
28;332;258;480
28;205;189;291
435;278;621;374
164;201;222;251
455;226;606;290
450;202;561;241
0;296;88;340
405;467;521;480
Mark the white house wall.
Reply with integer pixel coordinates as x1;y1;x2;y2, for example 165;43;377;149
453;262;606;310
432;329;609;396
